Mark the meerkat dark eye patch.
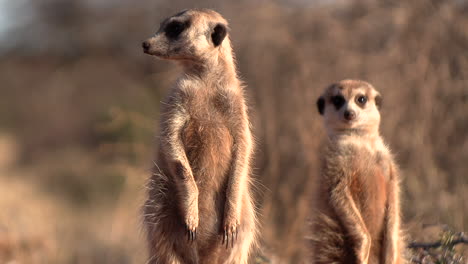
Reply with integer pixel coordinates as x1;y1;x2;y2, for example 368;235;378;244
331;95;345;110
317;97;325;115
211;23;227;47
165;20;190;40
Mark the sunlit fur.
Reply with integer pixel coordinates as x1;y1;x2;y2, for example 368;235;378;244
310;80;404;264
142;9;256;264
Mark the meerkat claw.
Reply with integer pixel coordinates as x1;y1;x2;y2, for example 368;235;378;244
225;232;228;249
186;225;196;243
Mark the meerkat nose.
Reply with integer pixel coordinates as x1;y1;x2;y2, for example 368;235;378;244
344;110;356;121
142;41;150;52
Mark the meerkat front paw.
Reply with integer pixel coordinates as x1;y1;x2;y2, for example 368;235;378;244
222;210;240;248
184;197;199;243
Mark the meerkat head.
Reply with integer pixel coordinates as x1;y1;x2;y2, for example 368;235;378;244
142;9;229;62
317;80;383;136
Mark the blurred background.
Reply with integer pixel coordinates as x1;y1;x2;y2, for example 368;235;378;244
0;0;467;263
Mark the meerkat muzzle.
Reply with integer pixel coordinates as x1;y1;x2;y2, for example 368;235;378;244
344;110;356;121
142;41;150;53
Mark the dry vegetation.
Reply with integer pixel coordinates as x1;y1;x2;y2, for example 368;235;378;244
0;0;467;263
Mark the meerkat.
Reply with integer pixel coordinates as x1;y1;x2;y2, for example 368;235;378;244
310;80;403;264
141;9;256;264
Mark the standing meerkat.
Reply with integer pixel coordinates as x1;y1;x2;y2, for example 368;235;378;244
310;80;403;264
142;9;256;264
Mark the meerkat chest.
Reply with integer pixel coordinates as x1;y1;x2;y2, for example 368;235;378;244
179;89;235;178
346;147;389;200
185;87;238;124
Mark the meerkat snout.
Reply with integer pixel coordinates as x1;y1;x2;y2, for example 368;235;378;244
343;109;356;121
142;41;150;53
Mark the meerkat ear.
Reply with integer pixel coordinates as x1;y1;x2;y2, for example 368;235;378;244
375;94;383;110
317;97;325;115
211;23;227;47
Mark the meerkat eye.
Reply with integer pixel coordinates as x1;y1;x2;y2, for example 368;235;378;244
165;21;188;39
331;95;345;110
356;95;367;106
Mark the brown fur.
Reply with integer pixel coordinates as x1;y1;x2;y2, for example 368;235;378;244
310;80;404;264
142;9;256;264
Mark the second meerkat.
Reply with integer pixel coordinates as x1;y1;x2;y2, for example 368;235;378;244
311;80;403;264
142;9;256;264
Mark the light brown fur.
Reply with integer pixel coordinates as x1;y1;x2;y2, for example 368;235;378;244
310;80;403;264
142;9;256;264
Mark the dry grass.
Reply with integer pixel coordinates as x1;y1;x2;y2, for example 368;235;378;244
0;0;466;262
0;136;147;263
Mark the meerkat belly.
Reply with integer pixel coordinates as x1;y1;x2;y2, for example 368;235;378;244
350;162;388;242
182;116;234;190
